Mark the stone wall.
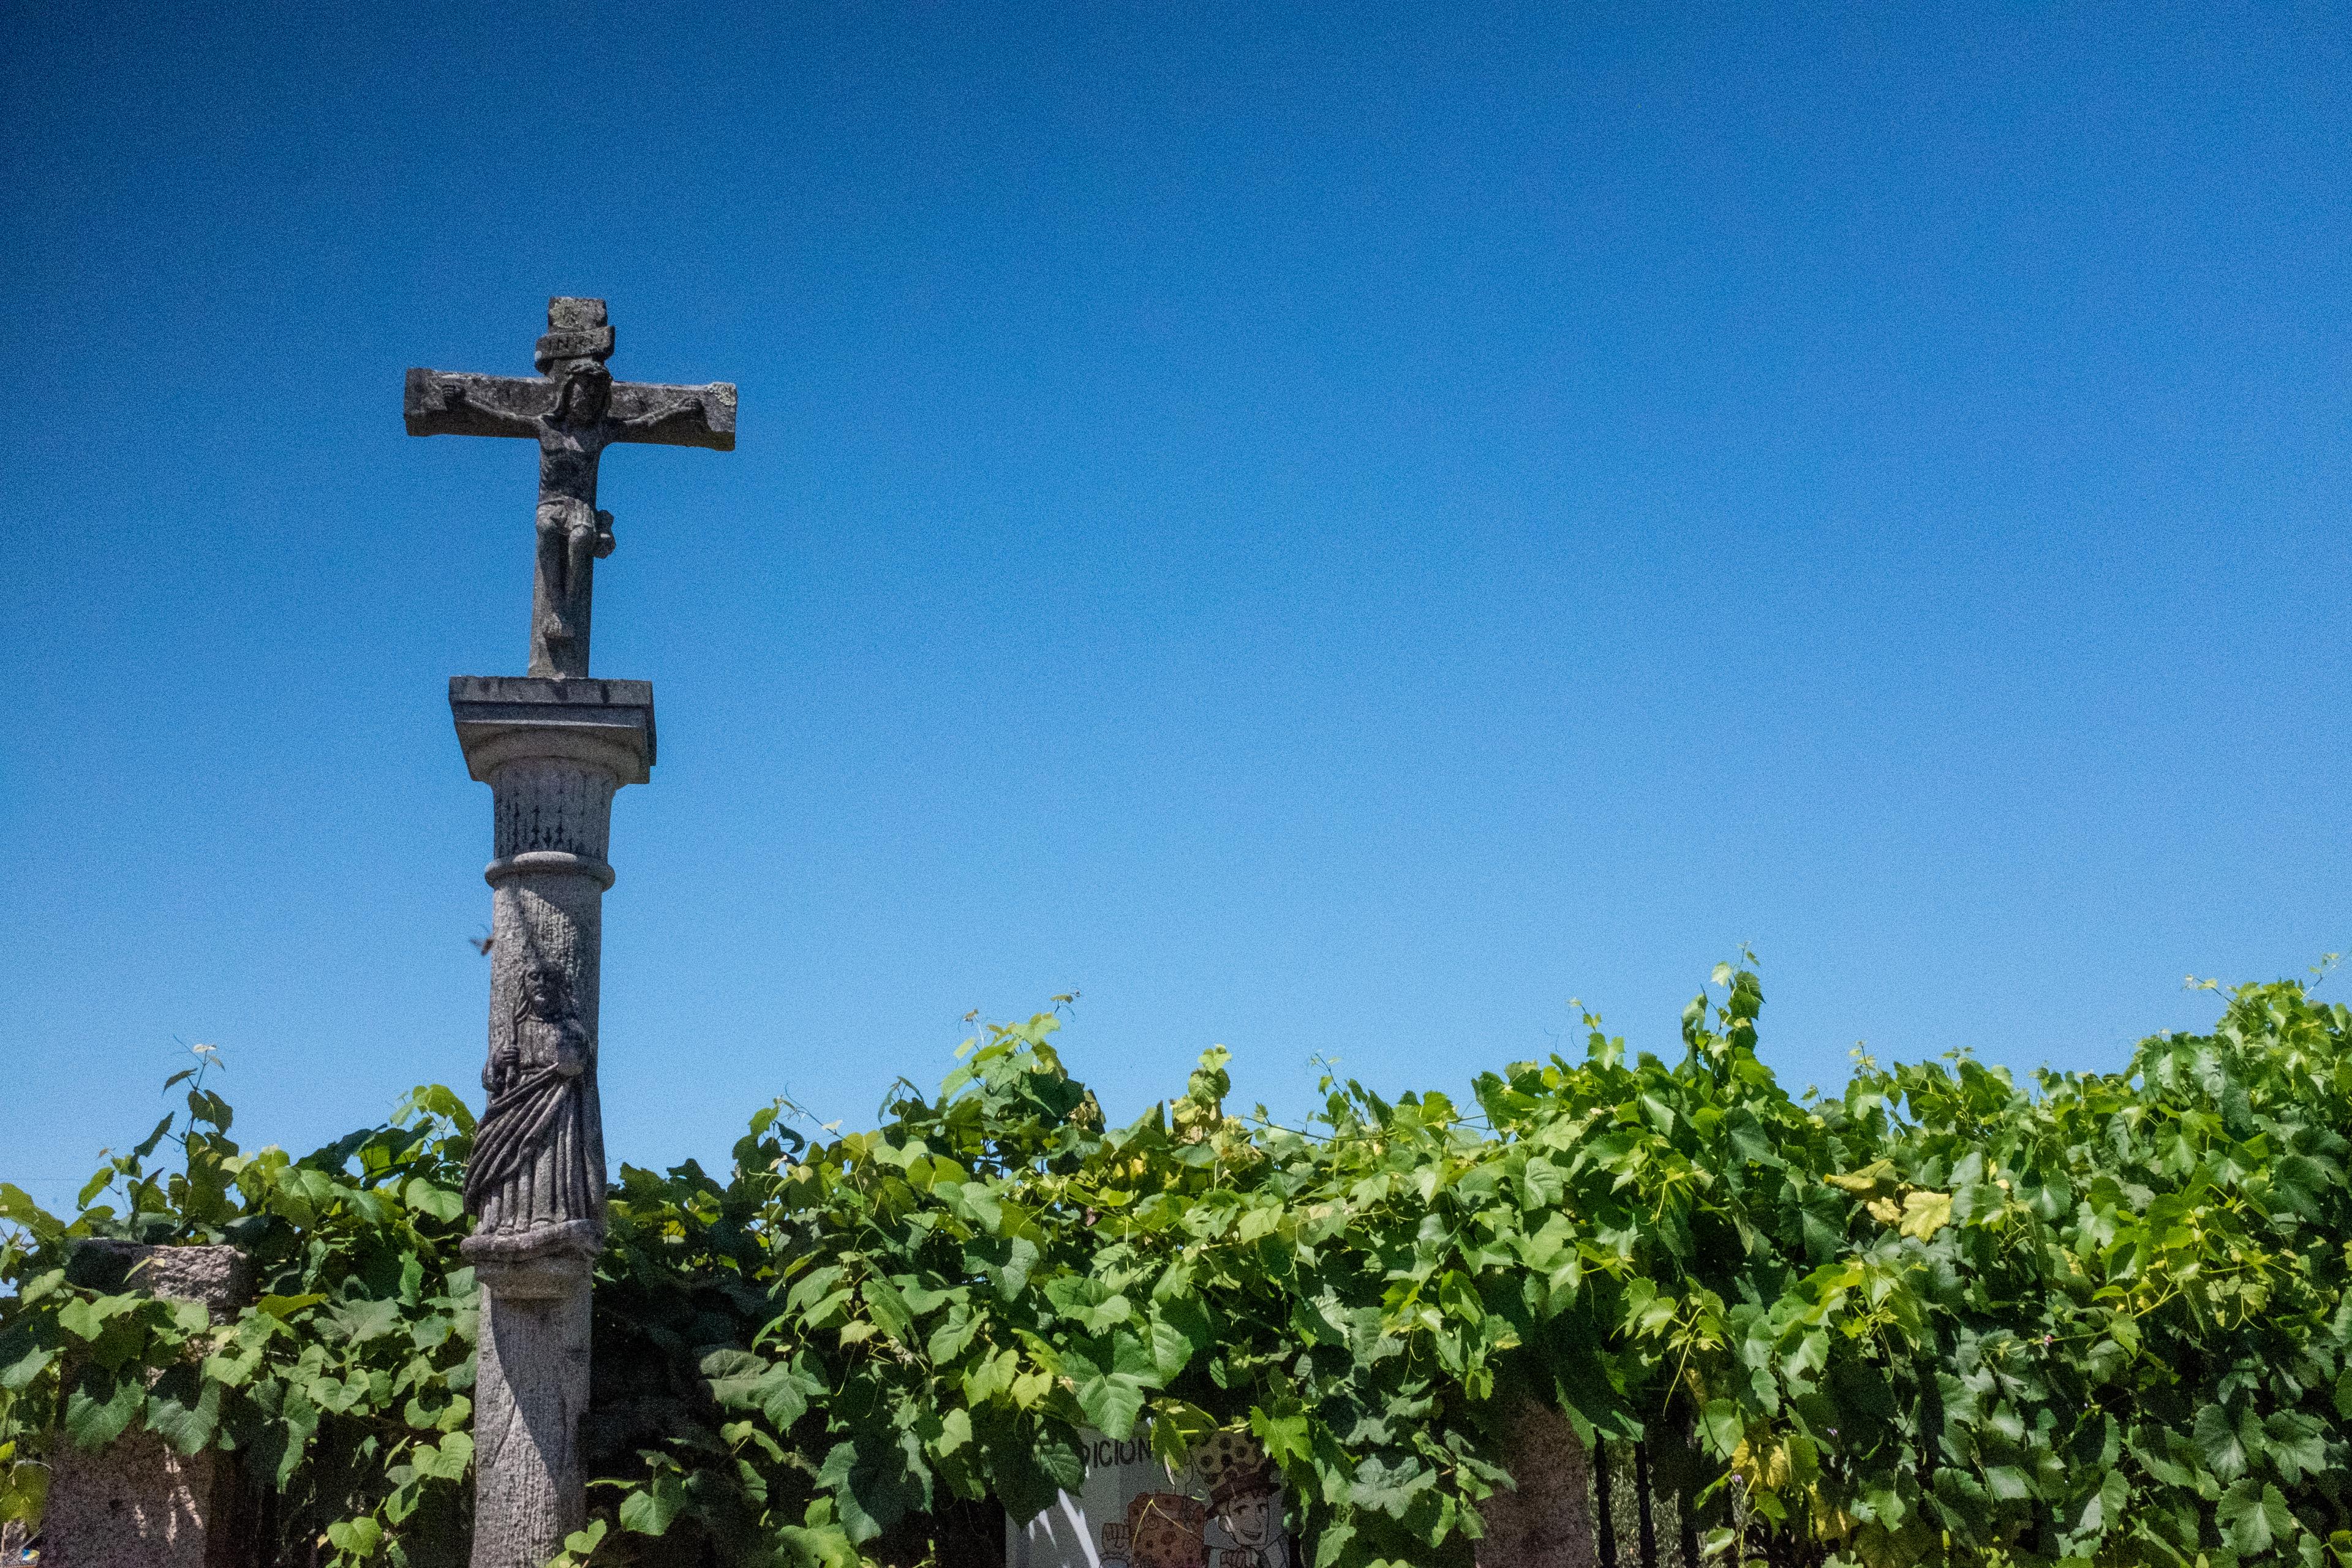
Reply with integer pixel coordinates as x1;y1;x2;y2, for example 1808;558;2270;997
1476;1401;1599;1568
36;1242;258;1568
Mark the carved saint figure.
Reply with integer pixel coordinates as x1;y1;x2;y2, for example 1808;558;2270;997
464;953;605;1246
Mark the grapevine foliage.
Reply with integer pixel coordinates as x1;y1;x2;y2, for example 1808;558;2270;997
7;966;2352;1568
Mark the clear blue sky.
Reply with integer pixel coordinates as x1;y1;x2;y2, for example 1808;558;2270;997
5;2;2348;1208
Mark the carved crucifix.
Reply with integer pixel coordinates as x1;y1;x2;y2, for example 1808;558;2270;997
405;298;737;677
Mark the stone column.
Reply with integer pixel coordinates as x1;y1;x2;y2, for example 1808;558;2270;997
450;676;653;1568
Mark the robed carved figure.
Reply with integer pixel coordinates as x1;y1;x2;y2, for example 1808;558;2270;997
462;954;606;1257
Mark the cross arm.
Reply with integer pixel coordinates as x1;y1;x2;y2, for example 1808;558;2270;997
608;380;737;451
404;370;548;439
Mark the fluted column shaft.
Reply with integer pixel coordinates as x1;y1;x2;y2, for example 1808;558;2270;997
450;677;653;1568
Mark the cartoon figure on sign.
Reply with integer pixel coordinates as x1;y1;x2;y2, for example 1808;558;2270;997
1192;1431;1292;1568
1126;1491;1209;1568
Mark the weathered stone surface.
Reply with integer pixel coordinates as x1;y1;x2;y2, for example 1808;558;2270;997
40;1244;255;1568
467;1254;594;1568
451;684;647;1276
37;1434;254;1568
1477;1400;1599;1568
64;1241;252;1316
405;299;737;679
451;676;654;785
416;300;729;1568
448;684;648;1568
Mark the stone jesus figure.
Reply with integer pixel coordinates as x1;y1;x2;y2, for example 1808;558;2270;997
437;359;711;677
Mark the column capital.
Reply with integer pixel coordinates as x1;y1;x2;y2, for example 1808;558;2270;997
450;676;655;785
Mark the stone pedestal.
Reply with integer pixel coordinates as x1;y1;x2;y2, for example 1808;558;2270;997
450;676;652;1568
40;1243;255;1568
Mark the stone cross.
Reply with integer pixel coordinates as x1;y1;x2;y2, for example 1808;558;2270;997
407;300;734;1568
405;298;736;677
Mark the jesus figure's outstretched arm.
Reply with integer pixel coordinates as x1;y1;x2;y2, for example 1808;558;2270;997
402;368;548;440
613;388;709;437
